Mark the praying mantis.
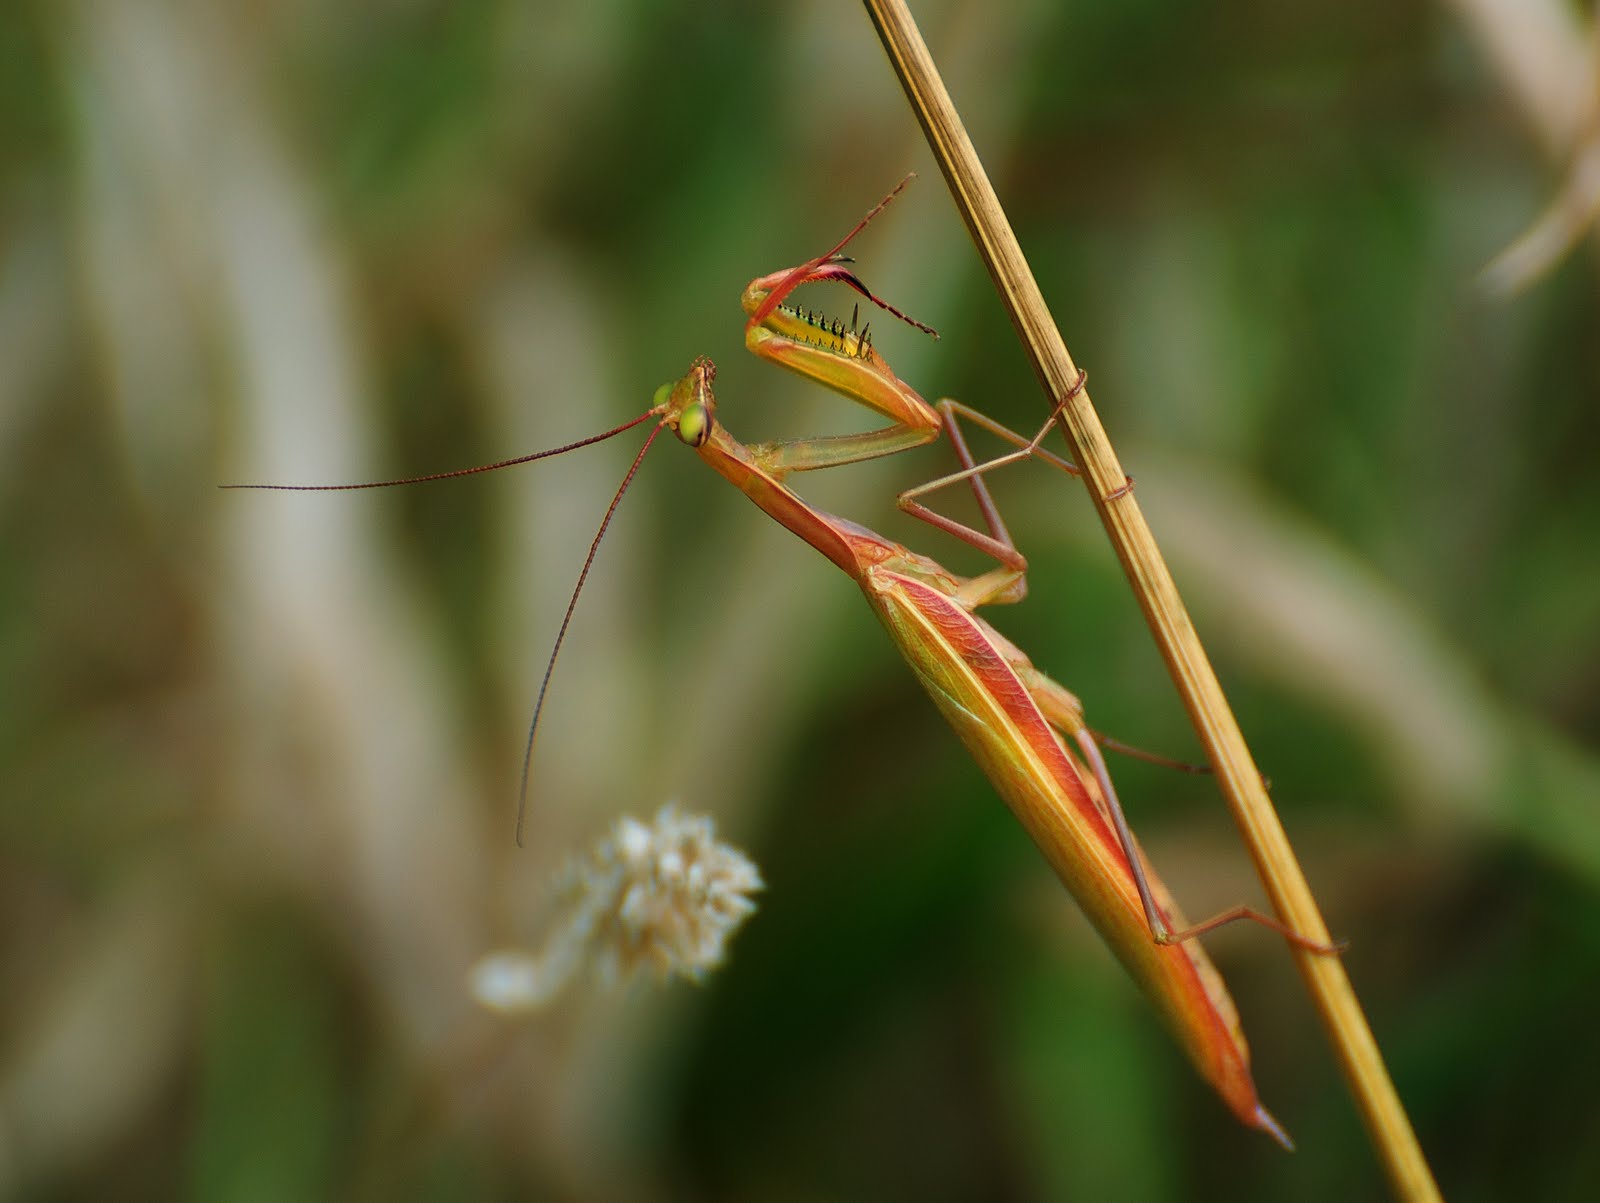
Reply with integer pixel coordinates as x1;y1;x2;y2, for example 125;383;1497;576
230;180;1338;1148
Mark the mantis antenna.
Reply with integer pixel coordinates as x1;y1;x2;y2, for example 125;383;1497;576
223;406;667;845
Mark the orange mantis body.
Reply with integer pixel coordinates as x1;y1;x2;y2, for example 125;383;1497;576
650;351;1293;1146
231;181;1337;1148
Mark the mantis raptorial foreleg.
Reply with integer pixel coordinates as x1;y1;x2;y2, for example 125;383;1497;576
742;211;1122;606
894;386;1088;584
736;180;1102;596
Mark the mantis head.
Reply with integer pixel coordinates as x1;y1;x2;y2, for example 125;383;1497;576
656;356;717;449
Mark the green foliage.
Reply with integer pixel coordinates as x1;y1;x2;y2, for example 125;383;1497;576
3;1;1596;1199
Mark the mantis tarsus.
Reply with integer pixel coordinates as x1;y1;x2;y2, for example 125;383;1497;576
229;179;1340;1148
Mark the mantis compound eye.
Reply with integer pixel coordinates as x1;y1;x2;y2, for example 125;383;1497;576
676;401;711;448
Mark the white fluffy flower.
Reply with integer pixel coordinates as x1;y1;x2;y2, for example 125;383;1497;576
470;804;762;1014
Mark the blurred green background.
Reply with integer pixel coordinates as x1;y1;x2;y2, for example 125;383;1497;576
3;0;1597;1198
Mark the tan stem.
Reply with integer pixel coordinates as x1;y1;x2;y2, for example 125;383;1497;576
861;1;1440;1198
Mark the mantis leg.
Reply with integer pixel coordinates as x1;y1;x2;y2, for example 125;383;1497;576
899;371;1134;555
896;372;1108;584
1013;660;1345;956
737;329;1036;589
740;198;1094;581
752;383;1088;609
744;240;1113;590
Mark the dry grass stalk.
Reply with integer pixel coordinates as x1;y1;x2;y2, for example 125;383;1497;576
861;0;1440;1197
